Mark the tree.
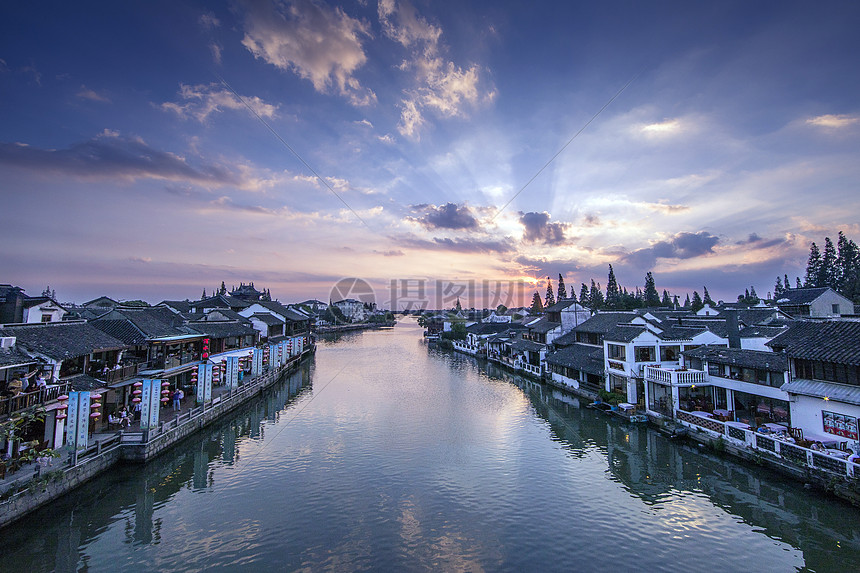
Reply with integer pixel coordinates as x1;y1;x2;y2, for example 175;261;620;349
774;276;784;298
530;291;544;314
590;280;604;309
748;286;760;305
557;274;567;301
661;289;672;307
605;265;620;309
455;297;462;312
643;272;660;307
683;294;691;308
796;277;802;289
691;291;703;312
784;274;791;291
545;277;556;307
579;283;590;307
804;242;822;287
821;236;837;289
219;281;227;295
672;295;680;308
702;287;714;307
201;288;207;300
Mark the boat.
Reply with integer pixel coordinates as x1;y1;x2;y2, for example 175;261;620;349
659;421;688;439
587;401;613;413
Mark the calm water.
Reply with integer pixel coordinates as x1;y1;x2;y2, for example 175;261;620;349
3;319;860;572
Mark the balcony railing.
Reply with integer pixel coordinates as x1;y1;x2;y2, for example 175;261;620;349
0;382;72;418
644;365;705;386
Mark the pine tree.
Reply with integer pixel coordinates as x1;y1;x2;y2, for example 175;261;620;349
691;291;704;312
683;294;691;308
590;280;604;309
836;232;860;301
455;297;462;312
201;288;207;300
796;277;802;289
643;272;660;307
821;237;837;289
545;277;555;307
748;286;759;304
774;276;784;297
805;242;822;287
219;281;227;295
605;265;620;309
569;285;577;302
530;292;543;314
784;274;791;291
579;283;590;307
557;274;567;301
661;290;672;307
703;287;714;306
673;295;680;308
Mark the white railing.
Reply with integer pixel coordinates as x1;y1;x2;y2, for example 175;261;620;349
675;410;859;480
644;366;705;386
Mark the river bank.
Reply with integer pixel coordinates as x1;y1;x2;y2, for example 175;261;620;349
0;346;314;529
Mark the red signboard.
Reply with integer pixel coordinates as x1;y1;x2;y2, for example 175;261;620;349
823;410;859;440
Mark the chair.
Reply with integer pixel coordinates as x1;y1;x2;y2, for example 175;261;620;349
789;427;803;440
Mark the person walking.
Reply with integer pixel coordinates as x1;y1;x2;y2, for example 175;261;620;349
172;387;184;411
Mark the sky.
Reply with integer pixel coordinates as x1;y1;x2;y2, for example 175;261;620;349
2;1;859;309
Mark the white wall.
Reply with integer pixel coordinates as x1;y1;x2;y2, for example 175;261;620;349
791;394;860;452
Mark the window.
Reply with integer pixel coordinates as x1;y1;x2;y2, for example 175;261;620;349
832;304;840;314
609;374;627;394
708;363;723;377
634;346;655;362
607;344;626;360
660;345;680;362
41;314;52;322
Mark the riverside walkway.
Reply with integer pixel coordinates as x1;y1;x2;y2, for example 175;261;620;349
0;346;314;528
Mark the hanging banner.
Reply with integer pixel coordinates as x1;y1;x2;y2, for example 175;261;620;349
140;380;155;431
66;391;90;450
226;356;239;388
252;348;264;375
197;363;213;403
268;344;278;370
148;381;161;431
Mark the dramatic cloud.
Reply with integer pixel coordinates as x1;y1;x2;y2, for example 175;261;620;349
734;233;788;249
161;83;278;122
399;235;514;254
520;211;568;245
240;0;376;106
410;202;478;230
806;114;859;129
0;132;238;186
622;231;720;269
379;0;490;137
76;85;110;103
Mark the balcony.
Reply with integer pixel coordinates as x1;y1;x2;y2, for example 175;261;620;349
0;382;72;418
644;365;705;386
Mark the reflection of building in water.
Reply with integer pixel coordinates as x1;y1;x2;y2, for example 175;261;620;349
523;380;860;572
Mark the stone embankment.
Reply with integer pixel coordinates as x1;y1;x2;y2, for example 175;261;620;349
0;348;314;529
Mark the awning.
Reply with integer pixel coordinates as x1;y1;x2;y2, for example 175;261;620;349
781;378;860;406
208;347;255;363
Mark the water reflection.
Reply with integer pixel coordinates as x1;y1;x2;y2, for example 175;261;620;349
0;363;311;572
490;363;860;572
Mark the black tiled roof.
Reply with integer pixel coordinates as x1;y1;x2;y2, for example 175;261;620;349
251;313;285;326
774;287;831;305
528;318;561;333
510;339;545;352
0;322;127;360
766;320;860;366
546;344;604;376
66;373;108;392
92;308;186;342
465;322;518;336
573;312;637;333
0;345;36;368
189;321;257;339
158;300;193;313
543;299;583;313
682;346;787;372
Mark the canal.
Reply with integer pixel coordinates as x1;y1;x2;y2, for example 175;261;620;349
2;319;859;571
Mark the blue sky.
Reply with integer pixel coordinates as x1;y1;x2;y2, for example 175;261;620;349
1;0;859;307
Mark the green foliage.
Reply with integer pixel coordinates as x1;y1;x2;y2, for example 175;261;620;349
545;277;555;308
598;390;625;406
643;272;660;307
441;322;467;341
322;305;349;324
530;291;543;314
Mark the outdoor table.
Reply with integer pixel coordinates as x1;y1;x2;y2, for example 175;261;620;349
803;432;845;449
825;449;851;459
691;411;713;418
618;403;636;412
713;409;730;417
726;421;750;429
762;423;787;433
